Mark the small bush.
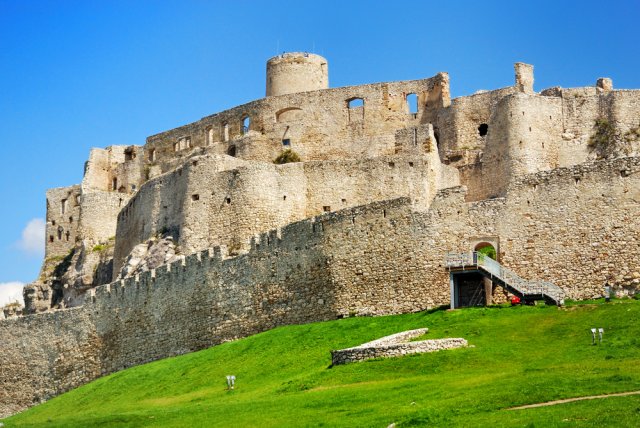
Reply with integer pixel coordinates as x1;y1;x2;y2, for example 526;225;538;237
588;118;616;149
623;124;640;142
92;244;106;252
476;245;497;260
274;149;301;164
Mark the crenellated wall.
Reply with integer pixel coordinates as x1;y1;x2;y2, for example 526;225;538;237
4;156;640;418
113;147;456;274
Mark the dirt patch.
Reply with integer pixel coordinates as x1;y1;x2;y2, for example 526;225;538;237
507;390;640;410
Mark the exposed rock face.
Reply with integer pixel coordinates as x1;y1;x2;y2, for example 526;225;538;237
23;282;52;314
1;303;23;319
116;237;181;280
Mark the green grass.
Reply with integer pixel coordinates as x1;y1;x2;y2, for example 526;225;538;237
4;301;640;427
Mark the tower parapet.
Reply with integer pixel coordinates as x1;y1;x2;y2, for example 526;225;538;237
266;52;329;97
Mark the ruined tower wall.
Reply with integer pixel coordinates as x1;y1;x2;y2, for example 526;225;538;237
456;93;563;201
436;87;518;156
44;186;81;258
144;73;450;169
82;146;143;193
266;53;329;97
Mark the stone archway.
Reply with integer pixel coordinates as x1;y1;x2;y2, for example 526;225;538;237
472;239;499;305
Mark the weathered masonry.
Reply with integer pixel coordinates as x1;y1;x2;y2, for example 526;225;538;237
2;53;640;417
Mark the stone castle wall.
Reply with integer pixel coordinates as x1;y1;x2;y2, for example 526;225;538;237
112;146;456;274
3;157;640;417
45;186;81;259
144;73;450;171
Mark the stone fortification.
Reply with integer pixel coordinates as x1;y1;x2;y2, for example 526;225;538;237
3;156;640;416
3;55;640;417
144;73;449;172
112;143;454;273
266;52;329;97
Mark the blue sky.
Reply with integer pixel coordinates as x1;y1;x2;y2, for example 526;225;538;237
0;0;638;304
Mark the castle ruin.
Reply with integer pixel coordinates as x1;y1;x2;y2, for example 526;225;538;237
1;53;640;417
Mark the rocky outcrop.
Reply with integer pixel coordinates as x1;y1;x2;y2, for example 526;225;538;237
116;236;181;280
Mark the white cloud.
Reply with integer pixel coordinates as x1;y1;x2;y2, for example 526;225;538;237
0;282;25;307
16;218;45;257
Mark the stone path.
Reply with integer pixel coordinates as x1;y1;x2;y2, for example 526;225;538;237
507;390;640;410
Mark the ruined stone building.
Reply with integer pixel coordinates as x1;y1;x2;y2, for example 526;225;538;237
2;53;640;416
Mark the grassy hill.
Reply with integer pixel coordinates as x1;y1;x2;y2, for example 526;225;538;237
3;300;640;427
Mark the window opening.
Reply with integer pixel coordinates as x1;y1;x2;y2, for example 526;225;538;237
242;116;250;134
125;148;135;161
223;123;229;141
478;124;489;136
406;93;418;114
347;98;364;108
207;128;214;145
474;242;497;260
112;178;118;191
282;138;291;146
61;199;68;214
227;145;236;157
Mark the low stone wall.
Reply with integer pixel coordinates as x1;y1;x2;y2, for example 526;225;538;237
330;328;468;365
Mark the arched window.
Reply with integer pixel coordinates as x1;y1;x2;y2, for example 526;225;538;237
478;123;489;137
242;116;250;134
227;145;236;157
275;107;303;123
223;123;229;141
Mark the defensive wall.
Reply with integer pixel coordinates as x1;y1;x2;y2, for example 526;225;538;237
112;141;456;274
3;156;640;417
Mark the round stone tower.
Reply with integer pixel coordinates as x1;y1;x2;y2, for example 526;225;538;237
266;52;329;97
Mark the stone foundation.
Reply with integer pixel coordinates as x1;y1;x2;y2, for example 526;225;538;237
331;328;467;365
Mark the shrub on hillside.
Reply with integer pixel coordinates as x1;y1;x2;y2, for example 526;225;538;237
274;149;301;164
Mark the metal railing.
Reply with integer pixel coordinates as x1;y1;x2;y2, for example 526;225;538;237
445;252;565;304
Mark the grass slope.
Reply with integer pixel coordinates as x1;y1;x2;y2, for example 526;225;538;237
4;300;640;427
